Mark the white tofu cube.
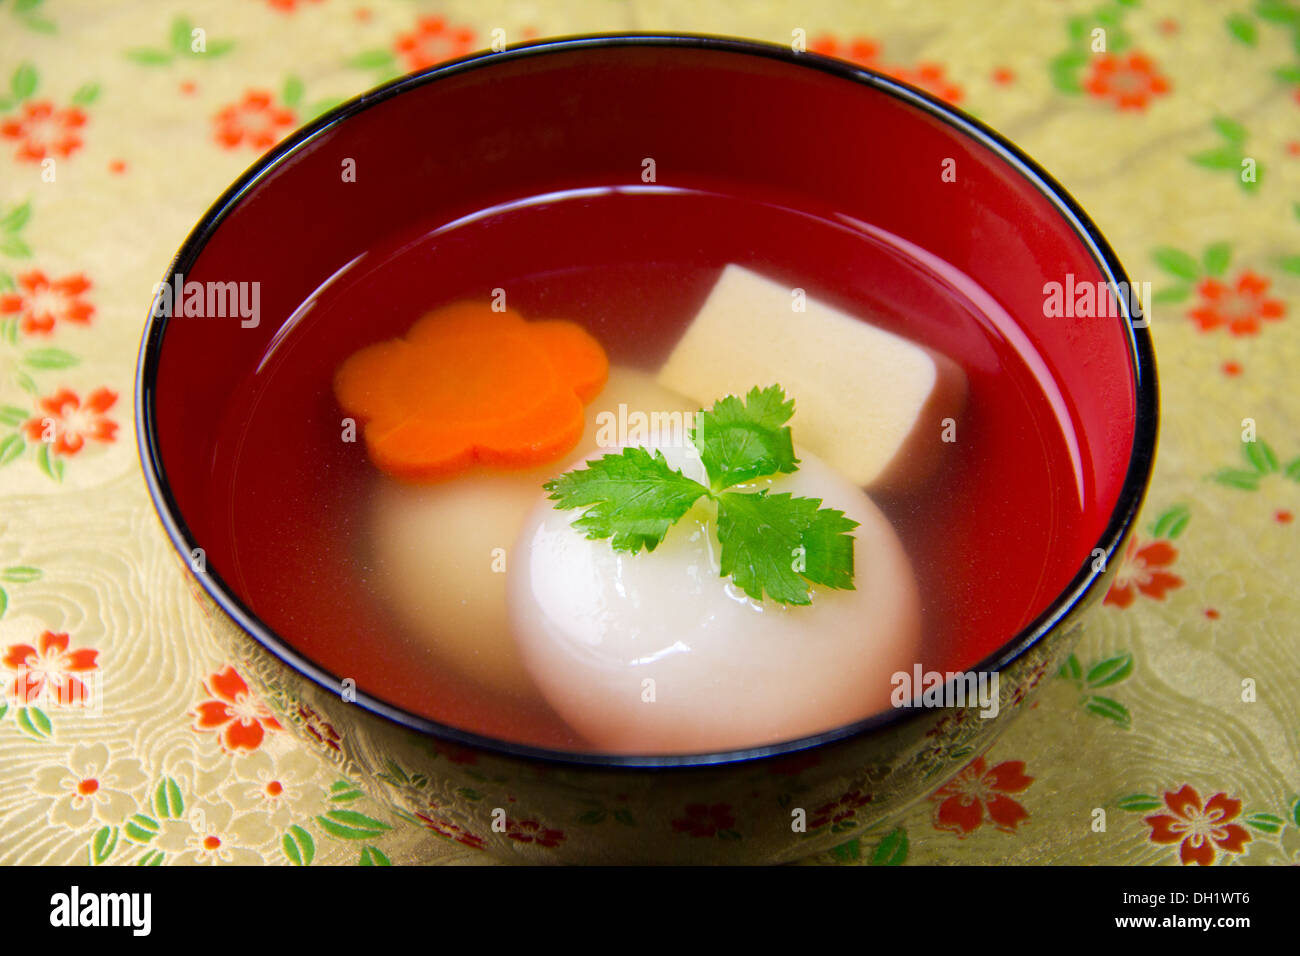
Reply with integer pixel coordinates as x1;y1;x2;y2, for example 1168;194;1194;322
658;265;966;491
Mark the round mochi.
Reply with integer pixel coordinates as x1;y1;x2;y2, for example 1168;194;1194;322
368;367;696;701
507;441;923;754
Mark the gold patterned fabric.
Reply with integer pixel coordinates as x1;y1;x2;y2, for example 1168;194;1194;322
1;0;1297;866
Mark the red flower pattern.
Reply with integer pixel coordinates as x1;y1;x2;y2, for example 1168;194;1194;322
891;62;965;104
266;0;323;11
808;35;964;104
671;802;736;838
0;100;87;163
213;91;297;151
3;630;98;706
1083;52;1170;110
0;269;94;335
393;16;477;72
505;818;565;848
1188;271;1285;336
1143;785;1251;865
1104;537;1183;609
809;35;882;68
192;665;283;752
22;388;118;457
808;789;873;831
931;756;1034;835
295;703;341;753
415;809;486;850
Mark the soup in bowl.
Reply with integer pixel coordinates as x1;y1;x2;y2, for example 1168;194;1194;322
136;35;1157;863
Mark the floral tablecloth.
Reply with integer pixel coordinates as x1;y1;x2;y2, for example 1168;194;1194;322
1;0;1297;866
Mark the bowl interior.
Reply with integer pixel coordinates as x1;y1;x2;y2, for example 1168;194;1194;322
142;38;1144;758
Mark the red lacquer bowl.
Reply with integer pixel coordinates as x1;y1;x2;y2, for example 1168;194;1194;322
136;35;1157;863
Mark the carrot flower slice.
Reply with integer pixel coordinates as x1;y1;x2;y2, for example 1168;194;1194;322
334;302;609;482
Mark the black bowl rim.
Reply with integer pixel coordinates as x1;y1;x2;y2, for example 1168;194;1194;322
135;32;1159;770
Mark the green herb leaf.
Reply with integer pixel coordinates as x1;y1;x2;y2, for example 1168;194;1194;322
716;490;856;605
799;504;859;591
545;446;709;554
692;384;798;490
546;385;858;605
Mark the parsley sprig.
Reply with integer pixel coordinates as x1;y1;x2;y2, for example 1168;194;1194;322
543;385;858;606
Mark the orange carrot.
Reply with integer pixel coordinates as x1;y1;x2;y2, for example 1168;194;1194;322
333;302;608;482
